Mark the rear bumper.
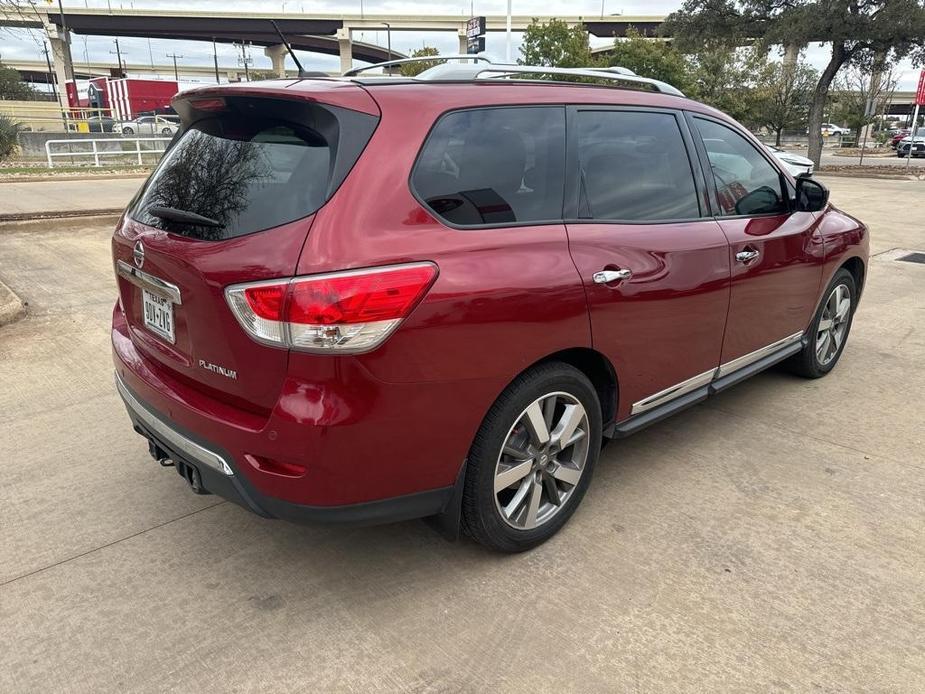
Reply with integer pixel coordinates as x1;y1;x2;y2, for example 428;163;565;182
115;369;455;525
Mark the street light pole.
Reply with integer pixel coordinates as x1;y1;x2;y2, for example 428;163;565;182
381;22;391;64
213;38;220;84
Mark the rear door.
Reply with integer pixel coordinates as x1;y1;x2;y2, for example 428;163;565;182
112;90;379;411
564;106;731;423
688;115;823;367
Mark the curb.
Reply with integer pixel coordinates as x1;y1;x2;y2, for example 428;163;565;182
0;209;123;224
0;172;149;184
816;171;924;181
0;279;25;328
0;212;121;234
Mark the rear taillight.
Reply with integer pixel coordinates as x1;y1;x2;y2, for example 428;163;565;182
225;263;437;353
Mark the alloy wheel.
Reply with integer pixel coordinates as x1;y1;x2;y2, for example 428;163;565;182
493;392;591;530
816;283;851;366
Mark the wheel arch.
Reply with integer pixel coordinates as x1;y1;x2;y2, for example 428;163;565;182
839;255;866;300
430;346;619;542
533;347;619;427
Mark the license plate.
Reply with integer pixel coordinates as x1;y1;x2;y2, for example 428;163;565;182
142;289;175;343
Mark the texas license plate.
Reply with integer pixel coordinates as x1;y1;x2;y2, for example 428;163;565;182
142;289;175;343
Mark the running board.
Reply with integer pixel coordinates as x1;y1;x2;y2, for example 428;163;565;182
605;334;806;439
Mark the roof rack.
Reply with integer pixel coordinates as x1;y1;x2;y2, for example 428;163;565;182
343;54;493;78
414;62;685;97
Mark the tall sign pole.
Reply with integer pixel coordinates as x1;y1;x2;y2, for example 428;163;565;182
907;70;925;171
506;0;513;62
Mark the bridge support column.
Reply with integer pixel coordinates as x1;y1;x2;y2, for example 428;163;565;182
336;28;352;75
264;44;287;78
48;33;74;111
458;31;468;55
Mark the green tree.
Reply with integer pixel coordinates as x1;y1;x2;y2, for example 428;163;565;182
605;27;695;94
664;0;925;166
753;55;818;145
399;47;441;77
519;18;596;68
687;45;763;126
0;60;36;100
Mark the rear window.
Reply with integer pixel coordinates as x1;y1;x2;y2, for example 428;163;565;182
129;99;377;240
411;106;566;227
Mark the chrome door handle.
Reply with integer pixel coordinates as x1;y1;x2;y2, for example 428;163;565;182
593;269;632;284
735;249;760;263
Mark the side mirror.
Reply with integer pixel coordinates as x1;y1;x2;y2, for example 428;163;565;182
795;174;829;212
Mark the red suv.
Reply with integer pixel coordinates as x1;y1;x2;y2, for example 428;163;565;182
112;62;868;552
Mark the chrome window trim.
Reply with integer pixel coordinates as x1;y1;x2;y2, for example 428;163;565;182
629;331;804;415
630;368;715;415
114;371;234;476
716;332;803;378
116;260;183;305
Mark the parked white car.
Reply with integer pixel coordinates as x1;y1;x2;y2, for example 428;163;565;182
821;123;850;136
765;145;814;177
113;115;179;136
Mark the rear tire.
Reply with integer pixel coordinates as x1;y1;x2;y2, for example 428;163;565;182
461;362;602;553
787;268;857;379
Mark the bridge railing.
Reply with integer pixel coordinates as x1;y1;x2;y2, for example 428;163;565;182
45;136;171;167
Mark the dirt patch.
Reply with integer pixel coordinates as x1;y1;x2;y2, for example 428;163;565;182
817;164;924;180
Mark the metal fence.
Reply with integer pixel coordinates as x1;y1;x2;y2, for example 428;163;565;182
45;137;171;167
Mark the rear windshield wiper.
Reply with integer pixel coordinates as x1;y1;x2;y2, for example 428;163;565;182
147;205;224;228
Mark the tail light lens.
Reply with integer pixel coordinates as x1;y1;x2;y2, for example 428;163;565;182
225;263;437;353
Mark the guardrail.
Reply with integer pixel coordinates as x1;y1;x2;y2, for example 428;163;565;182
45;137;171;167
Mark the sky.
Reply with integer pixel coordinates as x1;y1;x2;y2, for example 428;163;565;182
0;0;921;91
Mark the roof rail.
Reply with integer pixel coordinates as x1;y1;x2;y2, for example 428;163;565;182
343;54;493;77
414;62;685;97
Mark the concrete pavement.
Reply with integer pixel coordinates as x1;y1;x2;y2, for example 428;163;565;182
0;178;923;692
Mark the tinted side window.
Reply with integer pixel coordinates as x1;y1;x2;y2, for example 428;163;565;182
412;107;565;227
694;118;787;217
576;110;700;221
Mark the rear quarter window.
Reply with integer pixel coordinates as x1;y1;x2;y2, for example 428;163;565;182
411;106;566;228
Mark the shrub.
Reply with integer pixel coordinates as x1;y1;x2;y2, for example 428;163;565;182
0;114;21;162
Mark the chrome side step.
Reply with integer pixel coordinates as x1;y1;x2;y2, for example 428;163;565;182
608;332;806;438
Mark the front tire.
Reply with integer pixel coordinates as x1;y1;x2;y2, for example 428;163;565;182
787;268;857;378
461;362;602;552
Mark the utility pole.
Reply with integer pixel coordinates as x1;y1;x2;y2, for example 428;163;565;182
110;38;124;78
42;42;55;91
212;38;220;84
234;42;252;81
166;52;183;82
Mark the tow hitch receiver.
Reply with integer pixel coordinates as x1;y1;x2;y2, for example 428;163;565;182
144;435;210;495
147;439;173;467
